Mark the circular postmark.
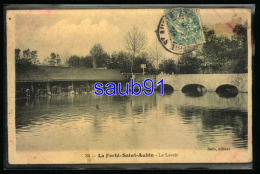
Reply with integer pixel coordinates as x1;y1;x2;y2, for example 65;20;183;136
156;8;205;55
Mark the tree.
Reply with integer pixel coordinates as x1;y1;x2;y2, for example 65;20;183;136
177;53;203;74
195;24;248;73
197;27;232;73
15;48;21;61
107;51;156;74
22;49;31;60
148;39;164;70
66;55;81;67
125;26;147;72
15;48;39;66
107;51;132;73
232;23;248;73
133;53;157;74
80;56;93;68
233;23;247;44
159;59;177;75
89;43;109;68
30;50;38;64
66;55;93;68
45;52;61;66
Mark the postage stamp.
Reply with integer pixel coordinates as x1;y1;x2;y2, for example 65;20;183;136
157;8;205;54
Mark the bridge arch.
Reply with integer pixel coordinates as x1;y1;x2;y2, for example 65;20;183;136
156;84;174;95
182;84;207;93
181;84;207;97
156;74;247;92
216;84;238;97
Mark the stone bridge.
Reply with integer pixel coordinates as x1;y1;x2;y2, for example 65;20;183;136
155;73;248;92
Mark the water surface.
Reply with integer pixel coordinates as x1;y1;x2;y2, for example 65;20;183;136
16;91;248;151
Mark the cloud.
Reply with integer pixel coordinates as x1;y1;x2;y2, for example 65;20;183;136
16;18;121;62
39;18;120;38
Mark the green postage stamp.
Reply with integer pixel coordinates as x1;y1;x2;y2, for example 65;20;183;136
157;8;205;54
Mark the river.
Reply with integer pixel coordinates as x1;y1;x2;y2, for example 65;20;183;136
15;91;248;151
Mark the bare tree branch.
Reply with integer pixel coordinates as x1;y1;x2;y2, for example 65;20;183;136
148;39;164;69
125;26;147;72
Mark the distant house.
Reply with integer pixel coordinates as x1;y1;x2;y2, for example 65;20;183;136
16;66;127;97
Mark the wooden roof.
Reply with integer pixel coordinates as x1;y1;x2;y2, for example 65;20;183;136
16;66;126;82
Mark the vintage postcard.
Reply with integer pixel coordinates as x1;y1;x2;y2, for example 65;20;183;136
6;6;253;166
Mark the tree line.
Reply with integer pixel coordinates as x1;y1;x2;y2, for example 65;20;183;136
15;23;248;74
158;23;248;74
15;48;39;66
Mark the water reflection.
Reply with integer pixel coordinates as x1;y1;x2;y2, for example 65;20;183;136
178;106;247;148
16;91;248;151
183;91;207;97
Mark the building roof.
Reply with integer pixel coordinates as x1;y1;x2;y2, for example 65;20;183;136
16;66;126;82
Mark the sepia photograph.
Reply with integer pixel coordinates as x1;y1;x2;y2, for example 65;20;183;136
6;5;253;166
